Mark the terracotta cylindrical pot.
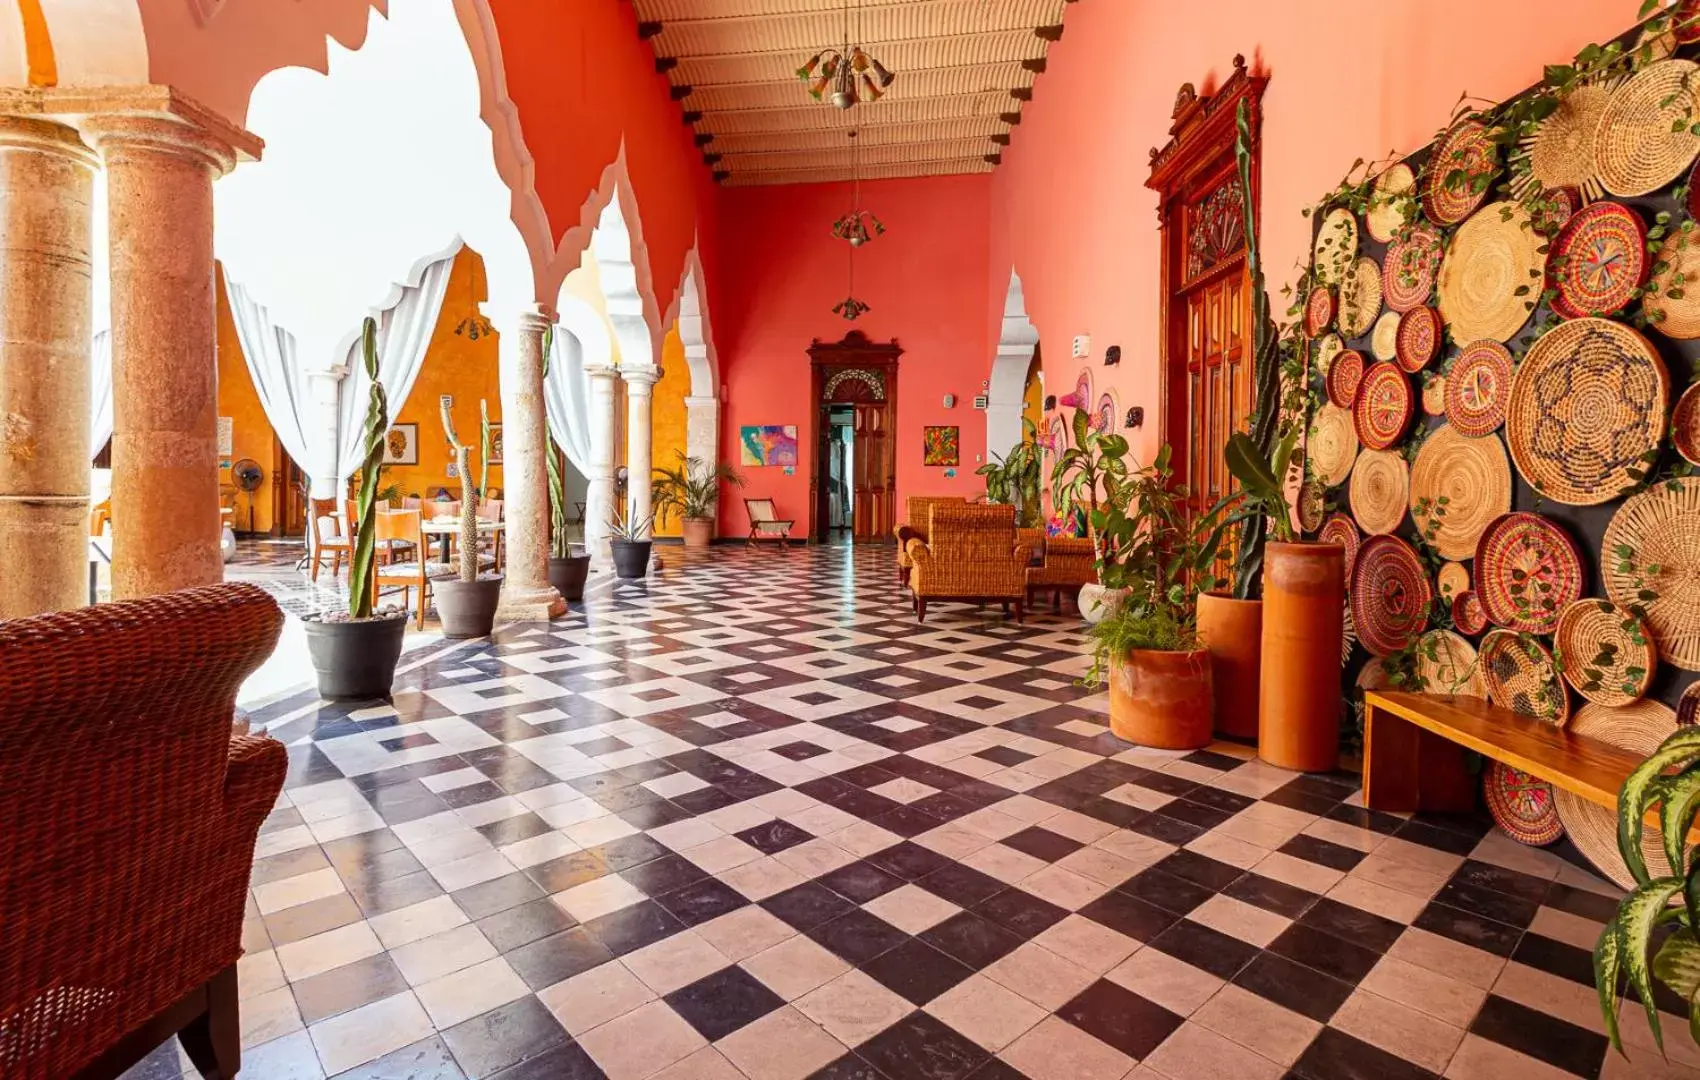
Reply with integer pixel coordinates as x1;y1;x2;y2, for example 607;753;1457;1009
682;518;714;548
1108;648;1214;750
1197;592;1262;740
1259;541;1346;771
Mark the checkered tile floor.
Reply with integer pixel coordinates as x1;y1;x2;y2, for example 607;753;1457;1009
127;545;1687;1080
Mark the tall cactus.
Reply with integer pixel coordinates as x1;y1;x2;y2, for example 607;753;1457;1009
479;399;493;498
440;395;481;584
348;317;388;618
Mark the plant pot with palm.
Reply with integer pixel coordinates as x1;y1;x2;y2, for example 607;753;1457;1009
431;395;503;639
1087;444;1243;750
609;503;654;580
303;317;408;700
1051;407;1133;624
653;450;743;549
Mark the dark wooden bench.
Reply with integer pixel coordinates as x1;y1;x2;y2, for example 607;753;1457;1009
1362;691;1666;831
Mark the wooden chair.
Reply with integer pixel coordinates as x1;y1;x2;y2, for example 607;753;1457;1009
744;498;794;548
309;498;349;582
905;503;1033;622
894;495;966;587
372;509;453;629
88;498;112;537
477;498;505;572
0;583;288;1080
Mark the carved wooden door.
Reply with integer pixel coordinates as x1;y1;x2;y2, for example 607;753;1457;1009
809;332;903;542
1182;250;1250;518
851;404;888;541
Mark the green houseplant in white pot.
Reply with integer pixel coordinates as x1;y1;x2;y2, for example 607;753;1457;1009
1050;405;1132;624
432;394;502;638
652;451;742;548
303;317;408;699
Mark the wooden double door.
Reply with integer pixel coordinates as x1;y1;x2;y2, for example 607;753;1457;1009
809;332;901;542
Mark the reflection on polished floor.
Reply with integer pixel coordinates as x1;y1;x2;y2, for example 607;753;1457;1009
129;544;1679;1080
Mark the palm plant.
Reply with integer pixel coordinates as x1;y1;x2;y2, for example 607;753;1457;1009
347;317;387;619
652;451;743;525
1594;726;1700;1055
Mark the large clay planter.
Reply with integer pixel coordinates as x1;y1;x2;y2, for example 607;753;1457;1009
1197;592;1262;740
1108;648;1214;750
681;518;714;548
304;612;406;701
435;575;504;639
1259;540;1346;771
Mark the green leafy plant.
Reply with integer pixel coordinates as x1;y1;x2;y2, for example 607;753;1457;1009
978;418;1043;527
653;451;744;524
1051;406;1132;569
1593;725;1700;1056
439;395;485;584
347;317;388;619
609;501;655;543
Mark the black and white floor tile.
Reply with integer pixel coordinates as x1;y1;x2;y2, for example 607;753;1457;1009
129;544;1688;1080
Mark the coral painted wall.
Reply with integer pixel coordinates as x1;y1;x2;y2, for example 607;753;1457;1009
715;175;994;540
988;0;1644;467
214;270;277;535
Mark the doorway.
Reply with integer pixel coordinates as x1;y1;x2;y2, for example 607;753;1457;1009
826;406;855;538
808;331;902;542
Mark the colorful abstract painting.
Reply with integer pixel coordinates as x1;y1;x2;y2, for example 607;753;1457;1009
739;425;799;467
923;425;960;466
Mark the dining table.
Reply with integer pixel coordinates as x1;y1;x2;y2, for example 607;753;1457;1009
421;516;505;569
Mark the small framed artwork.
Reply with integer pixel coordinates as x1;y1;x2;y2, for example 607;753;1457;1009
384;423;419;465
923;425;960;467
487;423;503;465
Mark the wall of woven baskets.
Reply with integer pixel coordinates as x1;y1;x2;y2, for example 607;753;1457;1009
1302;11;1700;879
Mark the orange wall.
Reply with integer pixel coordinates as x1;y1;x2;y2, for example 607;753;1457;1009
715;175;993;539
652;323;689;537
988;0;1640;467
215;269;277;535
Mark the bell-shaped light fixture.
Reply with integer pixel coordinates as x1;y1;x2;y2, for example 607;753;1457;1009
797;1;894;111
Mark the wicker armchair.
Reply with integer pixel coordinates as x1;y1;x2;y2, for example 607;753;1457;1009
894;495;966;587
1026;535;1098;611
0;583;288;1080
905;502;1032;622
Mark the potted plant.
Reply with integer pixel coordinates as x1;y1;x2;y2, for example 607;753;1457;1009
652;450;743;548
1593;725;1700;1058
1086;445;1243;749
977;418;1043;528
302;317;408;699
1051;407;1133;623
542;328;590;601
608;501;654;579
431;394;503;638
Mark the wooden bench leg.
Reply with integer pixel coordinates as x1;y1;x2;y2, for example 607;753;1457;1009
1363;700;1476;814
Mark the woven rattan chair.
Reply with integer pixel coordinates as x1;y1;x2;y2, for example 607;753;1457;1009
0;583;288;1080
744;498;793;548
1026;535;1098;611
894;495;965;587
905;502;1033;622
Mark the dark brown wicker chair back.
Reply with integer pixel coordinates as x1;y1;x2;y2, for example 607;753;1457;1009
0;583;288;1079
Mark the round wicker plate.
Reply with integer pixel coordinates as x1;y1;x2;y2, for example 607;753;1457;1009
1315;208;1359;286
1395;306;1441;373
1515;83;1610;202
1555;701;1686;889
1445;340;1514;438
1383;223;1444;313
1596;59;1700;197
1423;376;1447;417
1681;682;1700;728
1305;286;1336;339
1318;513;1362;579
1531;185;1580;235
1313;333;1343;383
1352;535;1433;657
1475;512;1586;635
1339;256;1384;339
1602;478;1700;671
1327;349;1365;409
1648;231;1700;339
1419;628;1487;697
1548;202;1648;320
1424;121;1499;227
1298;481;1327;532
1555;598;1656;707
1410;426;1513;561
1372;311;1401;362
1308;404;1359;488
1349;449;1410;536
1485;762;1565;847
1437;561;1471;601
1366;163;1416;243
1437;201;1544;345
1454;590;1489;635
1506;318;1670;506
1672;382;1700;466
1354;362;1414;451
1481;629;1571;724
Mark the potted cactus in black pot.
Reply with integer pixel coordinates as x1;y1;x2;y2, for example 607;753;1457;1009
303;317;408;699
543;327;590;601
608;501;654;579
432;394;503;637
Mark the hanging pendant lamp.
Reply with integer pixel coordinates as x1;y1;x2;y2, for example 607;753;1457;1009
831;130;874;320
797;0;894;110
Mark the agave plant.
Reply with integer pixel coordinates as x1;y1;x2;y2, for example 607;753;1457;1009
609;501;655;543
1594;726;1700;1054
347;316;388;619
652;451;743;525
438;395;483;584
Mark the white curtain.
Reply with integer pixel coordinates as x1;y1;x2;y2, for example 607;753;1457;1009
224;274;321;491
333;251;455;485
545;324;593;475
89;330;113;456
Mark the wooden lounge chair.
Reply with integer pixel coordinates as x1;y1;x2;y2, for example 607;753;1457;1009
744;498;794;548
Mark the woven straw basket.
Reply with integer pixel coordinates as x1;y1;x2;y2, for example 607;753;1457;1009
1602;478;1700;671
1349;449;1409;536
1437;201;1544;345
1555;701;1686;889
1409;426;1512;562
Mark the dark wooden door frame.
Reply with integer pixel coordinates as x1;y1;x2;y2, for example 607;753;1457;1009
807;331;902;542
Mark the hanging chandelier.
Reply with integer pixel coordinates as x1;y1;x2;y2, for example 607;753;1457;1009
831;130;875;320
797;0;894;110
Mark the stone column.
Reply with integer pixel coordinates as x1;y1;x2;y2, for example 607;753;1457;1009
584;363;619;563
306;366;347;502
684;393;719;468
0;118;96;618
82;115;236;599
622;367;659;535
494;305;565;621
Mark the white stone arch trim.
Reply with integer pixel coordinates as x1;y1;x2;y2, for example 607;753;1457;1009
662;243;720;467
986;268;1039;459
